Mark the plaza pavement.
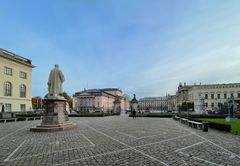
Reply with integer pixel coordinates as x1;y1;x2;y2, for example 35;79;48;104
0;114;240;166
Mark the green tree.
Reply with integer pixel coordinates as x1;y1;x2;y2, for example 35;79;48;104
59;92;73;108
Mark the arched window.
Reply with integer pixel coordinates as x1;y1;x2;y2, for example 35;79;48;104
20;84;26;97
4;82;12;96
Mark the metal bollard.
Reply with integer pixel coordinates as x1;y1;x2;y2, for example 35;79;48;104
202;122;208;132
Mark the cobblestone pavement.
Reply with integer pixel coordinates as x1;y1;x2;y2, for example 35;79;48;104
0;114;240;166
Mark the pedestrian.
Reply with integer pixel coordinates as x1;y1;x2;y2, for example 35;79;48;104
1;104;4;113
132;109;136;119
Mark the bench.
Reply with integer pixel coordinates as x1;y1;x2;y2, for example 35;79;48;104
173;116;208;132
180;118;188;125
188;120;203;129
189;120;209;132
173;116;180;121
0;118;17;123
25;116;43;121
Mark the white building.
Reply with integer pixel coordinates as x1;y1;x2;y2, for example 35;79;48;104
139;97;168;111
188;83;240;112
177;82;240;113
167;95;177;113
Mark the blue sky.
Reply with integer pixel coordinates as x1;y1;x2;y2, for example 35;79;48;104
1;0;240;98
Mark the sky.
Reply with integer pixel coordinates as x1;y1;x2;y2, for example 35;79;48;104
1;0;240;99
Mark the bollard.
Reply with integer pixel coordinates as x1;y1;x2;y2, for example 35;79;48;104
202;122;208;132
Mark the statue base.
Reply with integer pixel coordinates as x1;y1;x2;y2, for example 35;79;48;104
30;122;76;132
30;97;76;132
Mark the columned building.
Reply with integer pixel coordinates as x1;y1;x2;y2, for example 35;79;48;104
176;82;240;113
138;97;168;111
0;48;34;112
188;83;240;113
73;88;130;112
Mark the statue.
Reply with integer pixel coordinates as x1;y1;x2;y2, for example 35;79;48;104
30;64;76;132
47;64;65;97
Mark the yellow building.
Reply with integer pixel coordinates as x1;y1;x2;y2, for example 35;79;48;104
0;48;34;112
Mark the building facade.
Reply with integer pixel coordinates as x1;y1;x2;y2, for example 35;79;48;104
176;82;240;113
138;97;168;111
0;48;34;112
167;95;177;113
73;88;130;112
188;83;240;113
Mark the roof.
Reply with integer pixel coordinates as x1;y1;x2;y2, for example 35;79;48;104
0;48;35;68
139;97;167;101
101;88;122;92
74;88;118;98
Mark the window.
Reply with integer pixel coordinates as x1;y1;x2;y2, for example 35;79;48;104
224;93;227;99
211;94;214;99
238;93;240;98
20;104;26;112
217;94;221;99
20;84;26;97
19;71;27;79
211;103;214;108
5;104;11;112
231;93;234;98
4;67;12;75
205;103;208;107
205;94;208;99
4;82;12;96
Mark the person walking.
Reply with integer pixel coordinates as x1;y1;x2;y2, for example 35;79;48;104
1;104;5;112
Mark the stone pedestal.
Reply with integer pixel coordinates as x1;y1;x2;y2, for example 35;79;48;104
30;97;76;132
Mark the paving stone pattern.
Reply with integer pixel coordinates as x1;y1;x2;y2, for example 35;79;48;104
0;114;240;166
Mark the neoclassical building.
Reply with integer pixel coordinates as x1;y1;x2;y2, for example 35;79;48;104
0;48;34;112
138;97;168;111
73;88;130;112
167;95;177;113
177;82;240;112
